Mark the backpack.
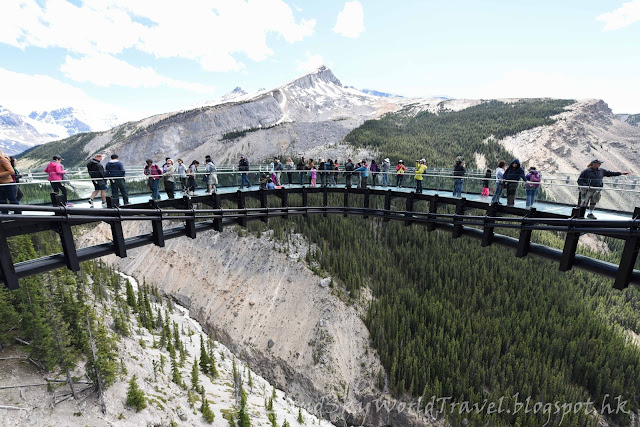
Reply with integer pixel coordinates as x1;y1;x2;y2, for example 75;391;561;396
528;171;541;187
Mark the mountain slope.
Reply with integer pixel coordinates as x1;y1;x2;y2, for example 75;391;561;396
21;66;397;167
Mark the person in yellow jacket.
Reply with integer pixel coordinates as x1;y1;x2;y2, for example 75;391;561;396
0;149;20;214
414;158;427;194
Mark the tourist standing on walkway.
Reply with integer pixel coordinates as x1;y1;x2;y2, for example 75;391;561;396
205;155;217;194
370;160;379;186
177;159;188;194
578;159;628;219
285;158;294;185
491;161;507;205
87;154;107;208
296;157;306;185
414;159;427;194
186;160;199;196
318;158;326;187
274;157;283;186
481;169;491;198
452;157;465;198
327;159;336;186
10;157;23;202
525;167;542;209
238;154;251;189
163;159;176;198
0;149;19;213
44;155;70;206
144;159;163;200
105;154;130;205
396;160;406;187
354;161;369;189
344;158;355;188
310;164;317;187
333;159;340;186
503;159;526;206
381;158;390;187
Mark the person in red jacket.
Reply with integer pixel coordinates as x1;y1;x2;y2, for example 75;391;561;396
44;155;72;206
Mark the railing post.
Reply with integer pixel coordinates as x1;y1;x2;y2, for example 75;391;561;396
452;198;466;238
106;197;127;258
281;188;289;220
343;187;349;218
614;207;640;289
363;189;370;219
405;193;414;226
213;193;223;232
237;190;247;227
384;190;391;222
0;224;19;290
302;187;308;219
323;187;328;218
51;193;80;272
183;195;197;239
559;207;584;272
516;208;536;257
149;200;165;247
481;203;497;247
260;188;268;224
427;194;438;232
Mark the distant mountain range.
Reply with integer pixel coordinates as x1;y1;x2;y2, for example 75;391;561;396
0;105;121;155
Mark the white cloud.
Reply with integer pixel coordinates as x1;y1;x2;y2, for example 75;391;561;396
596;0;640;31
0;67;140;120
60;54;215;93
333;1;364;38
0;0;316;74
296;52;325;73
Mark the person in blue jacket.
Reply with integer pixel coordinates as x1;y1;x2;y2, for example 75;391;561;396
354;161;369;189
105;154;129;206
502;159;526;206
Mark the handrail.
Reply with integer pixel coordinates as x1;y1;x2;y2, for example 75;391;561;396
1;187;640;291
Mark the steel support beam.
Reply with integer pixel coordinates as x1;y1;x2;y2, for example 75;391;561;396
614;207;640;289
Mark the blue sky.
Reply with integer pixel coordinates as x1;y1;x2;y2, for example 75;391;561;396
0;0;639;121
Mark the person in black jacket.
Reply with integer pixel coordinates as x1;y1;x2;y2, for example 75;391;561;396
238;154;251;189
105;154;129;205
344;158;355;188
578;159;628;219
502;159;526;206
452;157;466;197
87;153;107;207
296;157;306;185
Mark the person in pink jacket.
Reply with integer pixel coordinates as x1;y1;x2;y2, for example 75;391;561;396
44;155;71;206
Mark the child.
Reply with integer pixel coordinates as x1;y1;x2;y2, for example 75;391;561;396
310;165;317;187
482;169;491;197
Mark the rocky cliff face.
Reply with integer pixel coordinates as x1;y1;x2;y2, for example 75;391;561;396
80;224;429;426
497;99;640;210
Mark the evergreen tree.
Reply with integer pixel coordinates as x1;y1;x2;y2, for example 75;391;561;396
125;375;147;412
199;335;210;375
191;356;200;389
200;394;215;423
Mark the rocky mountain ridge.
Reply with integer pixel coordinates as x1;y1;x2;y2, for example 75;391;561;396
0;104;120;155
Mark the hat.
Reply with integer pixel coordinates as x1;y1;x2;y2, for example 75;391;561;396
420;158;426;163
240;153;245;157
384;158;389;162
347;158;352;162
591;159;603;164
529;166;536;171
398;159;403;163
274;156;278;160
53;155;63;160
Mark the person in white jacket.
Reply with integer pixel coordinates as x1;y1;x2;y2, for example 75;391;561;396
490;161;507;205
